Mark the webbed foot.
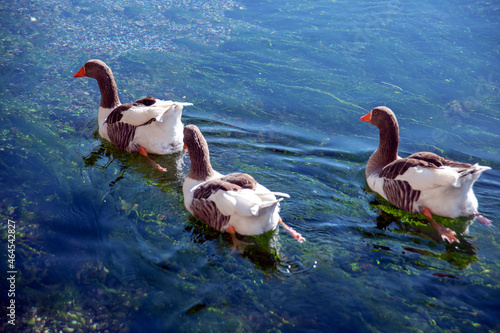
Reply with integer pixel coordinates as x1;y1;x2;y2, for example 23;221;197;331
422;208;459;244
227;226;253;254
139;147;167;172
474;212;492;226
279;218;306;243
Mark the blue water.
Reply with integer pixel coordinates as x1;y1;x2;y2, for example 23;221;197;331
1;0;499;332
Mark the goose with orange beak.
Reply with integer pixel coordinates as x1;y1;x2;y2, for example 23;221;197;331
360;106;491;243
74;59;192;171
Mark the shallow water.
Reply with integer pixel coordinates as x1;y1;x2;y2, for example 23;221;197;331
1;0;499;332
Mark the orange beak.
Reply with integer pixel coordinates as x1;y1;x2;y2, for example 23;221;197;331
73;65;86;78
360;112;371;123
183;144;188;150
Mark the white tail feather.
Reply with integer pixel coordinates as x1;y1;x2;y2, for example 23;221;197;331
254;191;290;198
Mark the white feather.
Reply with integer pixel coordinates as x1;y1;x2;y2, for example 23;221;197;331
209;189;267;217
116;101;192;126
183;173;285;235
120;104;169;126
255;190;290;198
369;162;491;218
396;165;461;190
133;102;190;154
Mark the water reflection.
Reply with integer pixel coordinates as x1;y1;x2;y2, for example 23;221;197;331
368;196;478;269
80;121;187;187
79;120;296;276
185;216;283;272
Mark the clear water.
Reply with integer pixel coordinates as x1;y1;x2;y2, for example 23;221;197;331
1;0;499;332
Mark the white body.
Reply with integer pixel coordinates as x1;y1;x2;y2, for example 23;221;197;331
183;172;288;235
367;161;490;218
98;100;192;154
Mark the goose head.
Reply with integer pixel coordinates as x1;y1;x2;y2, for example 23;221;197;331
73;59;120;110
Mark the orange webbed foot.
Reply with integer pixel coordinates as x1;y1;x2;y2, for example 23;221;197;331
227;226;253;254
433;223;459;243
279;219;305;243
474;212;492;226
423;208;459;244
138;147;167;172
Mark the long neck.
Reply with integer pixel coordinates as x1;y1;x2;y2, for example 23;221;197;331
95;71;120;126
188;139;215;181
366;120;399;177
96;71;120;110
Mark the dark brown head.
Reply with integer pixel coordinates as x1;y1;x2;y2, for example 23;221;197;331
73;59;120;109
73;59;113;80
184;125;214;180
360;106;399;131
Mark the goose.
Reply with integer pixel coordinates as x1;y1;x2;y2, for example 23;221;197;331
361;106;491;243
182;124;305;249
73;59;192;171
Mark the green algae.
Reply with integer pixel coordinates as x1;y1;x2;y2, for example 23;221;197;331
368;194;479;269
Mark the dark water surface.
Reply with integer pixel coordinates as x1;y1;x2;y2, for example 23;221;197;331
1;0;499;332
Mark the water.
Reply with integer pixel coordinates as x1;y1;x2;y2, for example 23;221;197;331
1;0;499;331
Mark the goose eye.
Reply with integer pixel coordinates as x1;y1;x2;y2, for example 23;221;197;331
372;110;378;116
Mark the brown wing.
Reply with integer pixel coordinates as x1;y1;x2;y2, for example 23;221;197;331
105;99;160;151
193;179;241;199
378;152;472;213
382;179;421;213
190;198;231;232
407;152;472;169
193;173;257;199
190;173;258;231
106;103;133;125
379;152;472;180
106;100;157;126
107;122;136;151
191;179;239;231
376;156;435;213
378;158;432;180
219;173;257;190
133;96;157;106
